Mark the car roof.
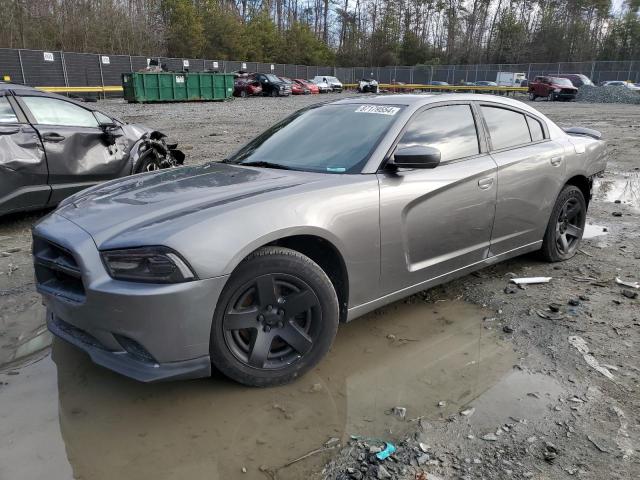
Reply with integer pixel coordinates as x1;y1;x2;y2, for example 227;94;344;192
0;81;36;91
330;93;535;107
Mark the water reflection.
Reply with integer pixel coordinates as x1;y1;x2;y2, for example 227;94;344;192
1;299;516;480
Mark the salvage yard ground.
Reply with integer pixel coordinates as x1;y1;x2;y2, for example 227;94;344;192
0;94;638;480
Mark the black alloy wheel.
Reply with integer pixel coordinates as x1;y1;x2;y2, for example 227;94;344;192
210;246;339;386
223;273;320;370
541;185;586;261
554;197;585;256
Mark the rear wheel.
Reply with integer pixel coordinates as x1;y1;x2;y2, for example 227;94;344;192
529;92;537;101
240;89;248;98
210;247;339;386
540;185;586;262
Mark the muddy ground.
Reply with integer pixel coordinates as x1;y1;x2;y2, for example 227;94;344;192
0;95;638;480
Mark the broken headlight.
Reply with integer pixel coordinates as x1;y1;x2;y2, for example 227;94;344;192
101;247;196;283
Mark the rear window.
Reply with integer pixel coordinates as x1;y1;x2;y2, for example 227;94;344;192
526;116;545;142
0;97;18;123
481;106;531;150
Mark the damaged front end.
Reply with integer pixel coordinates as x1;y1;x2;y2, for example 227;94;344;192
129;130;185;174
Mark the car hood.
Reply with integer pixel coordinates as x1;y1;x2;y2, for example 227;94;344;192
54;162;317;247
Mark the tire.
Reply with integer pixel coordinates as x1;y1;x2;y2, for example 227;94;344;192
529;92;537;101
240;90;248;98
135;149;162;173
270;89;277;97
547;92;555;102
210;246;339;387
540;185;587;262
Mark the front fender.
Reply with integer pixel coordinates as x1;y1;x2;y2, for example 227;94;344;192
221;226;348;277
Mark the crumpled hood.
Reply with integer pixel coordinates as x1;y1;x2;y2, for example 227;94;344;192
54;162;311;247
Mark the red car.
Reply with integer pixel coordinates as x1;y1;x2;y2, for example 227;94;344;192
528;76;578;101
294;79;319;94
233;78;262;97
280;77;309;95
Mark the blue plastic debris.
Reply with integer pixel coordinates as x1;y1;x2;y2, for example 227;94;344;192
375;442;396;460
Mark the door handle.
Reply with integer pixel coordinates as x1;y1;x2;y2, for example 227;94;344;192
0;127;20;135
42;133;65;142
550;156;562;166
478;177;494;190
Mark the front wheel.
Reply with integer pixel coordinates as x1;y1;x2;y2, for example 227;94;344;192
529;92;537;101
540;185;587;262
210;247;339;386
135;149;162;173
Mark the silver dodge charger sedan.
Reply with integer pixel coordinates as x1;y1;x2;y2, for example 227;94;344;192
33;94;607;386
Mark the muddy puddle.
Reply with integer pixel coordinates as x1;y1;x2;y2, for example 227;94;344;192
594;170;640;211
0;299;518;480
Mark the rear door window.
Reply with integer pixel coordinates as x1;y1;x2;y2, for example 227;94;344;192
22;96;99;127
481;106;531;150
398;104;480;162
0;97;18;123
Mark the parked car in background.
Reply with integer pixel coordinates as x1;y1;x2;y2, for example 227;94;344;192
295;79;319;94
233;78;262;98
280;77;309;95
473;81;498;86
601;80;640;91
429;81;449;86
313;76;343;92
554;74;594;88
357;78;379;93
250;73;291;97
34;94;606;386
0;83;183;216
528;76;578;101
311;78;331;93
496;72;527;87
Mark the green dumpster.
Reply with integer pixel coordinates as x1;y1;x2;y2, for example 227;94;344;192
121;72;234;103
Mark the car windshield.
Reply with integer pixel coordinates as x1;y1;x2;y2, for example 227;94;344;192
551;77;574;86
226;104;403;173
265;74;280;82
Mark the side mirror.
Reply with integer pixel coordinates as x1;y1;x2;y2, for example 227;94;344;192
391;146;441;169
99;121;118;130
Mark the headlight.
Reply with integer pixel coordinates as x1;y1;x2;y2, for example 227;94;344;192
554;88;561;92
101;246;196;283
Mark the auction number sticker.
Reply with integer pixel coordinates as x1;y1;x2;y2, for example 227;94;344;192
355;105;400;115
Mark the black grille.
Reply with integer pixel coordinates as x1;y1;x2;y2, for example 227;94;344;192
113;334;158;364
33;236;86;303
53;316;107;350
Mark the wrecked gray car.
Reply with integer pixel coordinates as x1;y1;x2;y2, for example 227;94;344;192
33;94;606;387
0;82;183;216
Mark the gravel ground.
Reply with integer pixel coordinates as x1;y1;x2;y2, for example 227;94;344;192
0;94;638;479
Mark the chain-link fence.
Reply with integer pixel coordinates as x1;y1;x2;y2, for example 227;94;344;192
1;48;639;91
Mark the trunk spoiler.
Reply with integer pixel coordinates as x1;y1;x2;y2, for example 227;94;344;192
563;127;602;140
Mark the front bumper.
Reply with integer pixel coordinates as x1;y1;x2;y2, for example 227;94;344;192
33;213;229;382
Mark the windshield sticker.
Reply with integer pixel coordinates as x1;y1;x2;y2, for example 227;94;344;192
326;166;346;172
355;105;400;116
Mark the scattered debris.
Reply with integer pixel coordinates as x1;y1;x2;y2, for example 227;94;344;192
375;442;396;461
511;277;552;285
568;336;615;380
612;211;623;217
621;289;638;299
587;435;609;453
615;277;639;289
388;406;407;420
482;433;498;441
460;407;476;417
502;325;514;333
